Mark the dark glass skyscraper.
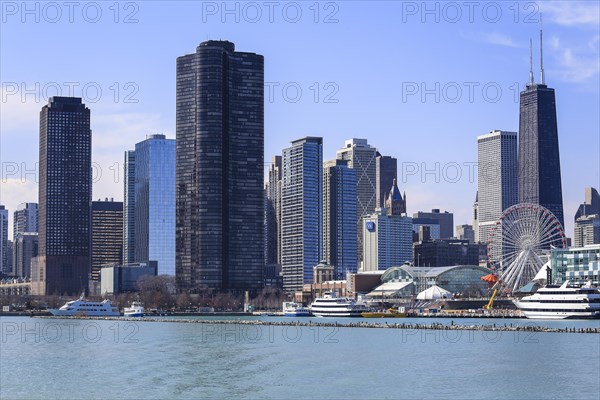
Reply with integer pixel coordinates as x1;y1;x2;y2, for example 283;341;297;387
518;38;564;228
32;97;91;296
176;40;264;292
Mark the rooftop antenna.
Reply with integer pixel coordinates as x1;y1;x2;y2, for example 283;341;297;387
529;37;534;86
540;13;545;85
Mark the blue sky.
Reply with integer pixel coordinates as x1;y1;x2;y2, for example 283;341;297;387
1;0;599;239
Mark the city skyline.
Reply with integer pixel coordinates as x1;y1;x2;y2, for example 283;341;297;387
1;2;598;243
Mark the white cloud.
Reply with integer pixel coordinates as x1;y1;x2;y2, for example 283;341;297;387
540;2;600;27
478;33;521;48
548;39;600;84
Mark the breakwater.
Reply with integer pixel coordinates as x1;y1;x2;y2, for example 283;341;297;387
34;316;600;334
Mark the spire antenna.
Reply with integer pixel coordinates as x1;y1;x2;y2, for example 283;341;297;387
529;38;534;85
540;13;545;84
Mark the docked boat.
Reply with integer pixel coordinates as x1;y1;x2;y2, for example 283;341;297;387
282;302;311;317
310;292;367;317
362;308;406;318
513;281;600;320
124;302;144;317
48;293;121;317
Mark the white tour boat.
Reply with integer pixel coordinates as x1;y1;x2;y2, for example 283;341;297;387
309;292;367;317
124;302;145;317
49;293;121;317
282;302;311;317
513;281;600;320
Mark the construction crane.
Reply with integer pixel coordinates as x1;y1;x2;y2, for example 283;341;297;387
481;274;500;310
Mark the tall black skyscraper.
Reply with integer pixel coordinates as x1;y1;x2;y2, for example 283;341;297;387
176;40;264;293
32;97;92;296
518;29;564;228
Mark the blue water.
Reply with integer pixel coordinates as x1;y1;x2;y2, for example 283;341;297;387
1;316;599;399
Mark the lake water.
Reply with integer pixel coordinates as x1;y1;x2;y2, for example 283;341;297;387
1;316;599;399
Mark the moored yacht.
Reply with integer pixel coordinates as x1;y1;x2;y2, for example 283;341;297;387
513;281;600;320
282;302;311;317
124;302;144;317
48;293;121;317
310;292;367;317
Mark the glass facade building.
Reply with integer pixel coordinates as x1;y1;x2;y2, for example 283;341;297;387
123;150;136;264
128;135;176;276
377;265;493;297
376;154;400;210
176;40;264;292
551;245;600;286
323;159;357;279
33;97;92;296
281;137;323;292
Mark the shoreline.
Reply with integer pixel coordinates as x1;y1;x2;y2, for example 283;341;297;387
31;315;600;334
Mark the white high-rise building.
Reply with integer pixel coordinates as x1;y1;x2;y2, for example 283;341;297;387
323;159;357;280
476;130;518;244
336;139;378;264
362;208;413;272
281;137;323;292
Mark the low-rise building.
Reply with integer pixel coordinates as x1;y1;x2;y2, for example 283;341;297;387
100;261;157;295
551;244;600;286
413;239;480;268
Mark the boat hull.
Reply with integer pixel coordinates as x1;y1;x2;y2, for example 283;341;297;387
361;312;406;318
124;312;144;317
48;309;121;317
311;311;364;317
283;312;311;317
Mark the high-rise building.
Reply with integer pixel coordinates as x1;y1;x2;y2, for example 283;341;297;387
518;29;564;228
574;215;600;247
336;139;378;264
412;218;440;241
12;203;39;278
412;209;454;239
91;199;123;281
281;137;323;292
128;134;176;276
376;154;402;210
362;208;413;272
456;224;475;243
477;130;518;244
573;187;600;247
0;205;8;274
13;203;38;235
32;97;91;296
13;233;38;278
323;159;357;279
123;150;136;264
574;187;600;221
176;40;264;292
265;156;282;266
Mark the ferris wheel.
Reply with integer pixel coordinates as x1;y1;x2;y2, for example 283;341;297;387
487;203;567;293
